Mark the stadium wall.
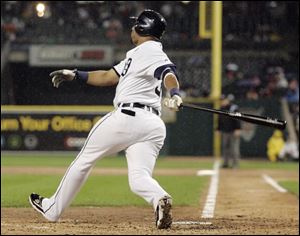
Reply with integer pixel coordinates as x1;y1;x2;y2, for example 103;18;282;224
1;98;283;158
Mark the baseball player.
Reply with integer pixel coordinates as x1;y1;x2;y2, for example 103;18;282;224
29;9;182;229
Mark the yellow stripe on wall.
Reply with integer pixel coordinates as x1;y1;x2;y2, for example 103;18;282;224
1;105;114;113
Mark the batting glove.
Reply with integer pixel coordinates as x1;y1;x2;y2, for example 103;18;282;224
50;69;76;88
163;95;183;111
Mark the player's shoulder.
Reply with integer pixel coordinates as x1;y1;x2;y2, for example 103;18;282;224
130;42;167;57
135;40;165;53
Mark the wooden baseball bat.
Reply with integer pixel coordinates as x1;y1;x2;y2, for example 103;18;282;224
181;103;287;130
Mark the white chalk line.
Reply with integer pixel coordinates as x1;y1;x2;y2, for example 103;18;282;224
262;174;287;193
175;160;220;226
199;159;220;219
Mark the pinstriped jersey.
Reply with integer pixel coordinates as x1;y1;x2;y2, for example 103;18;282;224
113;40;177;112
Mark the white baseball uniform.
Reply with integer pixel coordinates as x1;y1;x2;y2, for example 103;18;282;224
40;40;178;221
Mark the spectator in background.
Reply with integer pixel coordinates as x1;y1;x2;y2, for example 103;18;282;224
285;78;299;104
274;66;288;92
222;63;243;97
261;66;288;97
246;86;259;100
104;18;123;42
223;63;239;86
237;74;262;98
278;137;299;161
217;94;242;169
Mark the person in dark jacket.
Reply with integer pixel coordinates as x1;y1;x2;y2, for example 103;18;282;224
217;94;242;168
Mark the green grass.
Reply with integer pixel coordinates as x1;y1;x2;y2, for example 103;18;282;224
1;154;214;169
240;159;299;171
239;160;298;196
2;153;298;208
279;181;299;197
1;174;208;207
2;154;298;170
1;154;212;207
1;154;125;168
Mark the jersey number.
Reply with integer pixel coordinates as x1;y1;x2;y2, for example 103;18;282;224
121;58;132;76
155;85;161;97
121;57;161;97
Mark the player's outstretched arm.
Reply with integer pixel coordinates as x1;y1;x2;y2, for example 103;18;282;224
163;73;183;111
86;69;119;87
50;69;76;88
49;69;119;88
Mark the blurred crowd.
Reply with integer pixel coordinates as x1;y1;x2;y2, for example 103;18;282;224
1;1;299;48
222;62;299;138
222;1;298;45
221;63;298;101
1;1;299;135
180;59;299;140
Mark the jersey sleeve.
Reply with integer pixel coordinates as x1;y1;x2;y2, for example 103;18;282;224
153;64;178;80
113;59;126;77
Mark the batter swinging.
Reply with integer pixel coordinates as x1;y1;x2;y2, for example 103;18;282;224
29;9;182;229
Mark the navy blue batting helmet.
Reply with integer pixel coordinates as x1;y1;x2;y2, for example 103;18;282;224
130;9;167;39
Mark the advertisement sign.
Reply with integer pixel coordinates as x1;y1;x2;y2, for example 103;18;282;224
29;45;114;67
1;106;112;151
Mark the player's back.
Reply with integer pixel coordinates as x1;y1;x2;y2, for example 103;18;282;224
113;40;175;111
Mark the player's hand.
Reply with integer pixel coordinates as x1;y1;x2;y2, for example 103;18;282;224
50;69;76;88
163;95;183;111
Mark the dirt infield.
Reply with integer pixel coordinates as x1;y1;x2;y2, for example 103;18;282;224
1;167;299;235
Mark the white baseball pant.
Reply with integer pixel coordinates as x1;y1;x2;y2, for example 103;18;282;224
40;107;170;221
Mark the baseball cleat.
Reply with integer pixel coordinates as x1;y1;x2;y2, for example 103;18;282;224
29;193;58;222
29;193;46;215
155;196;172;229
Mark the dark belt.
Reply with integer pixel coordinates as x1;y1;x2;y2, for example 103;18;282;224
118;103;159;116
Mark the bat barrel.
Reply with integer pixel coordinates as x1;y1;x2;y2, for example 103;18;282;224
229;113;287;130
181;103;287;130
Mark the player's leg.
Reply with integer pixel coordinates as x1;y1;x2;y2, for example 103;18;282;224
29;111;129;221
125;141;172;229
231;135;240;168
126;142;170;208
222;133;230;168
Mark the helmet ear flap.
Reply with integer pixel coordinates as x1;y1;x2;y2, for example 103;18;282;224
133;25;145;37
134;24;143;34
